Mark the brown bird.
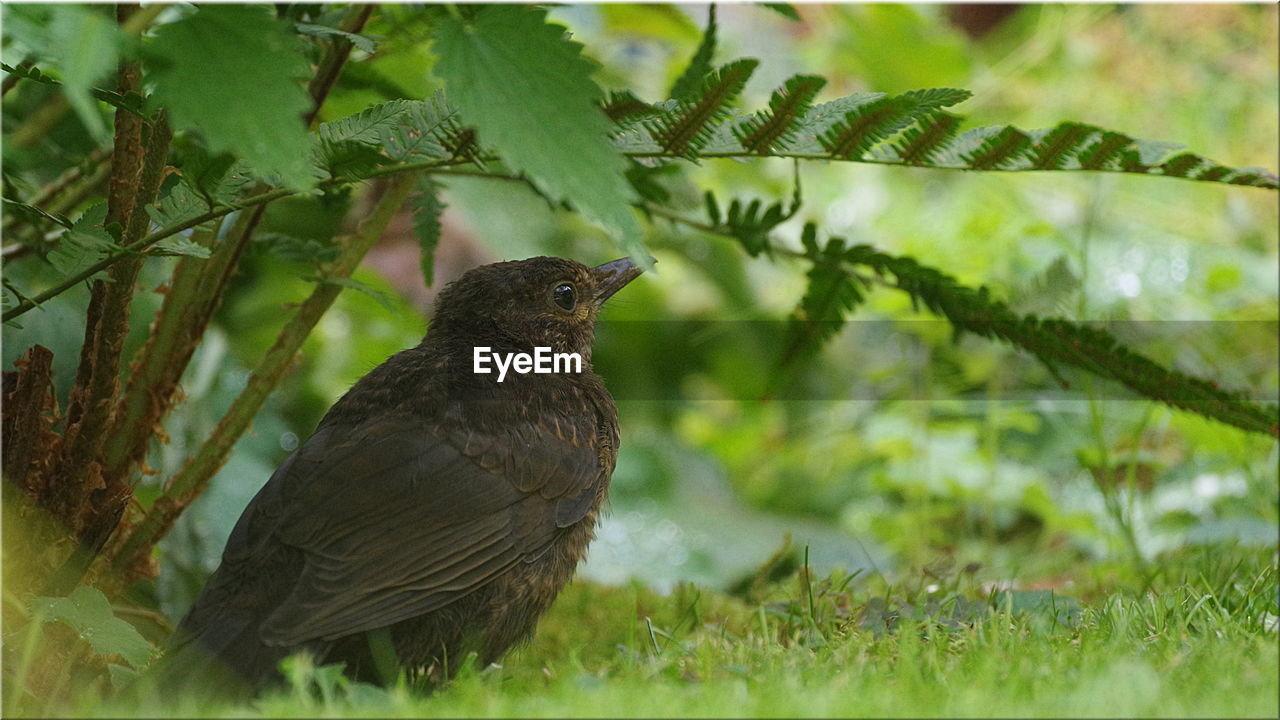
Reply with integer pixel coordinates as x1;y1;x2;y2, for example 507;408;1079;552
160;256;643;692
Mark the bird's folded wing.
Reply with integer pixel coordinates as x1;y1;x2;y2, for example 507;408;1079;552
254;415;604;646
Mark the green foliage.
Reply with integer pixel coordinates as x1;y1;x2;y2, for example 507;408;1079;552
646;58;759;158
431;5;647;264
668;5;717;101
45;204;116;277
412;176;446;286
144;5;315;190
30;587;155;669
770;225;1279;437
734;74;827;155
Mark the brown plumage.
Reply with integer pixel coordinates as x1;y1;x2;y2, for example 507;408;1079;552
161;256;643;692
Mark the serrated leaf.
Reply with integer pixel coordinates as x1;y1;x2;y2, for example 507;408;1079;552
413;176;446;287
31;587;155;668
669;5;717;100
294;22;378;54
432;5;647;265
46;204;117;277
151;238;212;259
145;5;315;190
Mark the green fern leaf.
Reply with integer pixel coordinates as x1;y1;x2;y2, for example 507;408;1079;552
602;91;656;123
412;176;446;287
893;111;962;165
819;95;914;159
735;74;827;154
962;125;1032;170
319;100;413;145
669;5;717;100
1158;152;1204;178
1077;131;1133;170
647;58;759;158
1030;122;1096;170
379;92;461;162
773;231;869;379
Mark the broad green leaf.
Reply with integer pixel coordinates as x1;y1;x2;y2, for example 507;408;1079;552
432;5;647;265
145;5;315;190
47;5;120;142
31;587;155;668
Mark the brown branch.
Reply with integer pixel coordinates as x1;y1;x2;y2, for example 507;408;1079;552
305;3;376;126
47;103;173;594
95;2;379;497
110;170;424;574
57;42;148;519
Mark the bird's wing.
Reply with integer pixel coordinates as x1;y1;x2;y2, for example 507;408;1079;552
242;412;608;647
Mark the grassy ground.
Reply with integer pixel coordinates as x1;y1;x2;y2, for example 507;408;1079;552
62;542;1276;718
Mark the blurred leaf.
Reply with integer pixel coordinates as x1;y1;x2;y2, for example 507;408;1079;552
151;238;212;259
47;5;121;142
412;176;446;287
293;22;378;54
306;276;398;314
31;587;155;668
669;5;716;100
761;4;802;22
145;5;315;190
432;5;647;265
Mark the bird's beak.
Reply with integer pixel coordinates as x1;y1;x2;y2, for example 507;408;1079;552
591;257;646;305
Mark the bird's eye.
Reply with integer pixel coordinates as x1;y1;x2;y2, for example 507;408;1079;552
550;282;577;312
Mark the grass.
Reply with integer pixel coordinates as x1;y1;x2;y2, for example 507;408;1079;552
33;542;1274;718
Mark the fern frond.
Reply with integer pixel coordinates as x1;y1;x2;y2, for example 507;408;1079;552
379;91;463;162
669;5;718;100
893;112;962;165
602;91;656;123
319;100;413;145
962;125;1032;170
819;95;916;160
1030;122;1096;170
840;245;1279;437
1077;131;1133;170
646;58;759;158
734;74;827;154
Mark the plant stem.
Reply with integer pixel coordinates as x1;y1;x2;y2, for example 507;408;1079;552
110;169;423;572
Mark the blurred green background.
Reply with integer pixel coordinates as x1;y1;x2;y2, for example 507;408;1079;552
3;4;1276;623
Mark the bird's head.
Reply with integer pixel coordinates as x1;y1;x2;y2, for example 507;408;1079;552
427;256;643;361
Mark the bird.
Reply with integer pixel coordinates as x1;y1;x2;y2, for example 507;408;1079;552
156;255;644;694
